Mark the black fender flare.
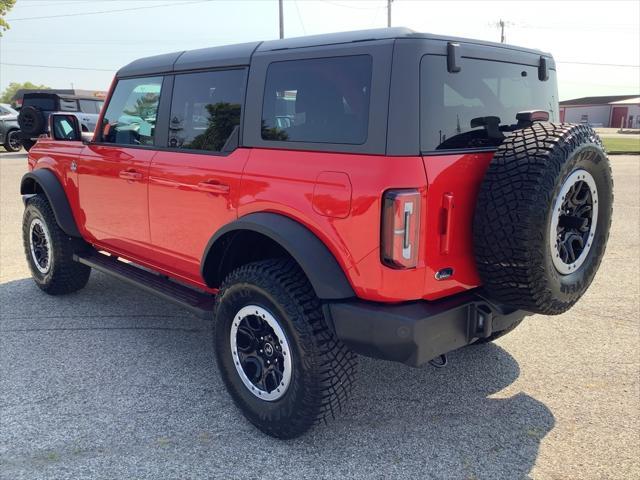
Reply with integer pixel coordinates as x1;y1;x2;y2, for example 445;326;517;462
201;212;355;300
20;169;81;237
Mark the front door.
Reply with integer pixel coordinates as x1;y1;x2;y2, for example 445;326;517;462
146;69;249;282
78;76;164;259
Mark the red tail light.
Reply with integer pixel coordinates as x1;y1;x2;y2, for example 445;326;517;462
381;189;421;269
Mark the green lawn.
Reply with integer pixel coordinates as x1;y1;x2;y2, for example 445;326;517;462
601;136;640;153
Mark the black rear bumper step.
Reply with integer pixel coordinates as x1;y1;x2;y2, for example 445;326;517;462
327;291;528;367
74;252;215;319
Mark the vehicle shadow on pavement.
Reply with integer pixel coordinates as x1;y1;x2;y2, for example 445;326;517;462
1;273;554;480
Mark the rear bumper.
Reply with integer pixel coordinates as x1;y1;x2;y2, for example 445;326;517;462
327;291;528;367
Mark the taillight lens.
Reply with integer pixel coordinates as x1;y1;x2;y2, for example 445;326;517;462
381;189;421;269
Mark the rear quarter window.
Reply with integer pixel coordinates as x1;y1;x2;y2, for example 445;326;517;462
59;99;79;112
420;55;558;152
261;55;372;145
79;99;103;114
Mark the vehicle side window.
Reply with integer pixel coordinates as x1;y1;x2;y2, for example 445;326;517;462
168;69;246;152
59;99;78;111
79;99;103;114
101;76;163;146
261;55;372;145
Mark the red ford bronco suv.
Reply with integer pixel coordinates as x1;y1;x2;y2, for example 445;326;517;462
20;28;613;438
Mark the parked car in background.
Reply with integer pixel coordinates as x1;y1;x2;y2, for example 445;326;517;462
0;103;22;152
17;93;103;151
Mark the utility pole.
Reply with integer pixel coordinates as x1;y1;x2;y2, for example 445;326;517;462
387;0;393;28
499;18;505;43
279;0;284;39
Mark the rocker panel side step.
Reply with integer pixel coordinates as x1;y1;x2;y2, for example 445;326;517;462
74;252;216;319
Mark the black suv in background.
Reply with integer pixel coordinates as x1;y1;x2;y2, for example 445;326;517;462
17;93;103;150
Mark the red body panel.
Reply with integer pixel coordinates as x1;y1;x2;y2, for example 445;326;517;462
146;149;250;280
27;142;492;302
239;148;490;302
77;144;154;260
421;152;493;299
27;139;84;215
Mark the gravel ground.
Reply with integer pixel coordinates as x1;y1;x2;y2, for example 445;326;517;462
1;152;638;479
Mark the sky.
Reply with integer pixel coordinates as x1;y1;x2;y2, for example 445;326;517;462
0;0;639;100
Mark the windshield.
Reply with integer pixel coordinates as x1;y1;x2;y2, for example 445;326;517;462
420;55;558;151
0;104;18;116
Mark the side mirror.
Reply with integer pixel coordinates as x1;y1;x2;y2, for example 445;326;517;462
49;114;81;141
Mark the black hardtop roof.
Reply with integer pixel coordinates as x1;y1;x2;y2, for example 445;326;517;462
116;27;552;78
23;92;103;101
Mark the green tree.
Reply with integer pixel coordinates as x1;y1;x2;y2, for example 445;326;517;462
191;102;243;151
123;93;159;120
0;81;51;104
0;0;16;36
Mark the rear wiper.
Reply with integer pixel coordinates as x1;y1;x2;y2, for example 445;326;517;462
471;110;551;140
515;110;549;129
470;116;505;140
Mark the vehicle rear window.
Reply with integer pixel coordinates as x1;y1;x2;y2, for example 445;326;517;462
420;55;558;151
101;77;163;146
22;97;56;111
79;99;103;114
261;55;372;145
168;69;246;152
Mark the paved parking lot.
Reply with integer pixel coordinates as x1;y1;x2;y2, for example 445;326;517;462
1;152;638;479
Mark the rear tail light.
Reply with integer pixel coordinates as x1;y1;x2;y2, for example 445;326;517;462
381;189;421;269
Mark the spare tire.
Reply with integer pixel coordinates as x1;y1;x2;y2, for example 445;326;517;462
473;123;613;315
18;106;45;136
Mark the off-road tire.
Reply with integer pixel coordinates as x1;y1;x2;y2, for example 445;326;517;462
17;106;45;136
213;258;357;439
3;129;21;152
474;123;613;315
23;195;91;294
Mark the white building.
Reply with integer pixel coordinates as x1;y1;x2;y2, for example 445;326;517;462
559;95;640;128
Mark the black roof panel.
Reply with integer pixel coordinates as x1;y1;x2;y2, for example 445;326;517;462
116;27;552;78
174;41;260;72
117;51;184;78
257;27;413;51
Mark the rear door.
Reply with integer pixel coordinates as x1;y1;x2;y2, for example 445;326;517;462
418;51;559;298
147;68;249;281
78;76;165;259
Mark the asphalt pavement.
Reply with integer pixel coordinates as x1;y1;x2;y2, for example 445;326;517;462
1;151;638;479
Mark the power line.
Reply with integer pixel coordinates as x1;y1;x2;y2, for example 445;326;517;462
293;0;306;35
1;62;115;72
7;0;210;21
17;1;105;8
